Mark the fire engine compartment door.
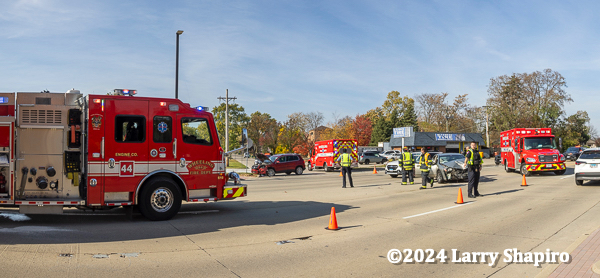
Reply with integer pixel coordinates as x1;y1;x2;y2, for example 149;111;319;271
103;99;149;197
176;114;221;192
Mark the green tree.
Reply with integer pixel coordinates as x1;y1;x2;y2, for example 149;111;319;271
247;111;279;153
212;103;250;150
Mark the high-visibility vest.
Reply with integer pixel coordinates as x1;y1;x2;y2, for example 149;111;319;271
467;149;483;166
402;152;414;170
420;153;432;172
341;153;352;167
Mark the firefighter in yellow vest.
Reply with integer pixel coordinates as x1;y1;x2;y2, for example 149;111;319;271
419;147;434;189
336;148;355;188
463;141;483;198
401;147;414;185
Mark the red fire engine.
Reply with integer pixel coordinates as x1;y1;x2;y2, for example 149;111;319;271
500;128;566;176
0;89;247;220
307;139;358;171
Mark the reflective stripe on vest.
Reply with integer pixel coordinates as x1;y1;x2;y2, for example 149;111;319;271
402;152;413;168
468;149;483;165
341;153;351;167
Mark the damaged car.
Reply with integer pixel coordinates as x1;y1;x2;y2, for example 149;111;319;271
431;153;468;183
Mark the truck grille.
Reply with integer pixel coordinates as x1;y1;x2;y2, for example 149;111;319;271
21;109;63;124
538;155;557;162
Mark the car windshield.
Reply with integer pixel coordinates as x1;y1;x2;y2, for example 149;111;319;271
439;155;465;163
580;151;600;159
566;147;580;152
269;156;279;162
524;137;556;150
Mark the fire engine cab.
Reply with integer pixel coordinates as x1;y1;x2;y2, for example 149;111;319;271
307;139;358;172
0;89;247;220
500;128;566;176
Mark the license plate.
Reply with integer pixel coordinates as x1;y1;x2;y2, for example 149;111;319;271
591;164;598;168
546;164;553;168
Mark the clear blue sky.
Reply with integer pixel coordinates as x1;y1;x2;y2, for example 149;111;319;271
1;0;598;132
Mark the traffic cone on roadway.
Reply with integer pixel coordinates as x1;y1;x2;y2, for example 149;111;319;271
373;166;378;174
455;188;464;204
326;207;339;230
521;174;528;187
339;170;343;177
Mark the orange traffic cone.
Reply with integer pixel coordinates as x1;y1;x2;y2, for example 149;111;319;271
339;170;343;177
521;174;528;186
455;188;464;204
373;166;378;174
326;207;339;230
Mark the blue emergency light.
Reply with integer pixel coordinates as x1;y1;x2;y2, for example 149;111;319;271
195;106;209;112
0;97;7;104
113;89;137;96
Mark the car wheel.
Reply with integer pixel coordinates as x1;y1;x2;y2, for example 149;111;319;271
267;168;276;177
437;171;445;184
390;175;398;178
554;170;566;175
295;166;303;175
308;163;313;171
520;164;530;176
576;179;583;185
365;159;370;165
138;177;182;221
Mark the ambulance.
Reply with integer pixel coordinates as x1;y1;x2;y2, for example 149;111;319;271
500;128;566;176
0;89;247;220
307;139;358;171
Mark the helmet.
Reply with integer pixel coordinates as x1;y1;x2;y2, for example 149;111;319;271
403;147;408;151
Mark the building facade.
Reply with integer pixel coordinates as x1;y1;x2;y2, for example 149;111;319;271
389;132;484;153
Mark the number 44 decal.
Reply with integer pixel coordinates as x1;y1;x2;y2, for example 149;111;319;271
119;161;135;177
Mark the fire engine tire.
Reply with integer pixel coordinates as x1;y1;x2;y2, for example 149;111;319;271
504;160;513;172
576;179;583;185
138;177;182;221
267;168;276;177
365;159;370;165
554;170;566;175
520;164;531;176
436;171;445;183
295;166;303;175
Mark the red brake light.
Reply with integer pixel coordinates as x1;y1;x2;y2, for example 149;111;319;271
576;161;586;165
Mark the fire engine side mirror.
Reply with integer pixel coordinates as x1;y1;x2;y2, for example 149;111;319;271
241;128;254;150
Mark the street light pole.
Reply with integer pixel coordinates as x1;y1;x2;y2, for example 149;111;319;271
218;90;237;166
175;30;184;99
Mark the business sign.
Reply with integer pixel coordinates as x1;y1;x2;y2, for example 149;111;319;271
393;127;413;138
435;133;466;141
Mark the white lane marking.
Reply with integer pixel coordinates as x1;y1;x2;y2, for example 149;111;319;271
560;174;575;179
0;226;73;233
0;213;31;221
403;202;474;219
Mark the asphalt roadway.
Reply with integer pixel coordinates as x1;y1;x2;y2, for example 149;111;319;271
1;161;600;277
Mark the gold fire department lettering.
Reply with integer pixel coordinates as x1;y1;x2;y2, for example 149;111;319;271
115;153;138;157
187;160;215;175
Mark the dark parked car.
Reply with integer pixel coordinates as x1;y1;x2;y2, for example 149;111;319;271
260;153;305;177
564;147;586;161
358;151;387;165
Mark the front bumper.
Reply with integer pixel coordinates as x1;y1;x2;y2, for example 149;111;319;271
223;184;247;199
525;163;566;172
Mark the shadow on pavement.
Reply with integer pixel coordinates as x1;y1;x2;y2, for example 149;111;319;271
484;189;524;196
0;200;355;245
480;175;498;182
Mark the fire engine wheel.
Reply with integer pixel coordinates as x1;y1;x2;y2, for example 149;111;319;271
520;164;531;177
504;160;513;173
138;177;182;221
295;166;304;175
267;168;276;177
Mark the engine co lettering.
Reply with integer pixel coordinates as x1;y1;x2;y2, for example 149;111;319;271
115;153;138;157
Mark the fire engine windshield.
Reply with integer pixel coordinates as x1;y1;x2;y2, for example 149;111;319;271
524;137;556;150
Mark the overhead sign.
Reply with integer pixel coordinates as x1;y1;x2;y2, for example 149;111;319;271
393;127;413;138
435;133;466;141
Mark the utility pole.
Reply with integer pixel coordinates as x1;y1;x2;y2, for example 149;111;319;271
482;105;490;148
217;89;237;166
175;30;183;99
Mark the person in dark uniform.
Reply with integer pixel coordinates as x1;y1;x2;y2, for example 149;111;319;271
419;147;434;189
401;147;414;185
336;148;355;188
463;142;483;198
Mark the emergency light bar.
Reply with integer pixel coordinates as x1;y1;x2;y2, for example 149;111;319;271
113;89;137;96
195;106;209;112
0;97;7;104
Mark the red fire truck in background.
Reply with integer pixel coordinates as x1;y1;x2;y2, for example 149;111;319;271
0;89;247;220
307;139;358;172
500;128;566;176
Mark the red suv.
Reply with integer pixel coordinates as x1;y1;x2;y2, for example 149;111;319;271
265;154;305;177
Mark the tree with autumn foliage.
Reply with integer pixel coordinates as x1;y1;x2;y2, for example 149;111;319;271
351;114;372;146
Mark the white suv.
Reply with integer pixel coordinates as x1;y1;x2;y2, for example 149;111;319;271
575;148;600;185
